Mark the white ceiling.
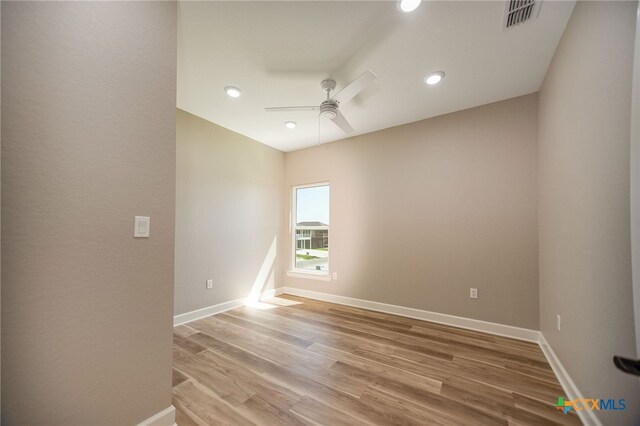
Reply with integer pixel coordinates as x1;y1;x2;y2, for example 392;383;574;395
177;1;575;152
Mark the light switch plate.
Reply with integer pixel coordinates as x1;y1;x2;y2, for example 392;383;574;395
134;216;150;238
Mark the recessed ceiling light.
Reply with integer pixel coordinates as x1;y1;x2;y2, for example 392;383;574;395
397;0;422;13
224;86;242;98
424;71;445;86
284;121;297;129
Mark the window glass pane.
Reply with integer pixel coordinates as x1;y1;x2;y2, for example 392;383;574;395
295;230;329;271
296;185;329;226
294;184;329;272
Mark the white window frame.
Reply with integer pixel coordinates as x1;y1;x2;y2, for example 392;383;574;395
290;182;330;277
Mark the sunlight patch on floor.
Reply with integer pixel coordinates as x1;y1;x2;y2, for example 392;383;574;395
262;296;302;307
244;300;278;310
244;296;302;310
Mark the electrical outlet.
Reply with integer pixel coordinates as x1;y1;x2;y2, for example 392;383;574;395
470;288;478;299
556;314;561;331
206;279;213;289
332;272;338;280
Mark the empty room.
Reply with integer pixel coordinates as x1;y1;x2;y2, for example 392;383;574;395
2;0;640;425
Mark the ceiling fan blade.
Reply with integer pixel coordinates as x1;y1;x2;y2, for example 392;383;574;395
331;109;354;133
264;106;318;112
332;70;377;105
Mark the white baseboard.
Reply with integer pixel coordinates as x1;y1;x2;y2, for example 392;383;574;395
137;405;176;426
174;297;246;326
173;288;283;326
538;334;601;426
280;286;540;342
261;287;284;299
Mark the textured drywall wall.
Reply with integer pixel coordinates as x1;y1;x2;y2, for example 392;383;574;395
632;2;640;359
538;1;639;423
282;94;539;329
1;2;176;424
1;2;3;417
175;109;284;315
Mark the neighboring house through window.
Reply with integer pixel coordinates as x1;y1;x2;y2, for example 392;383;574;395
292;183;329;274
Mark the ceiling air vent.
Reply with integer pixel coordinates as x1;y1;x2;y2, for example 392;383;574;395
503;0;541;29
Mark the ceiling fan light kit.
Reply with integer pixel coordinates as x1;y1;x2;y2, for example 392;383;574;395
319;102;338;120
265;70;377;135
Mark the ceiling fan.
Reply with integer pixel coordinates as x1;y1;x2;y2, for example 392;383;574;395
264;70;377;134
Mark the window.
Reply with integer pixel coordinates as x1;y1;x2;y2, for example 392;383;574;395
292;183;329;274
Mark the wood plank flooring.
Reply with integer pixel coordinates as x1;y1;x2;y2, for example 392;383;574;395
172;295;581;425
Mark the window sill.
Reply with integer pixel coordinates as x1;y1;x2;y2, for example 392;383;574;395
286;270;331;281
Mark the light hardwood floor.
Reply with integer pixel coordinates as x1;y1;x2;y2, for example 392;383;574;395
172;295;581;425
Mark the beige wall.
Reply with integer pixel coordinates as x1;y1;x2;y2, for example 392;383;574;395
1;2;176;424
633;2;640;357
1;2;3;417
282;94;539;329
538;1;639;423
175;109;283;315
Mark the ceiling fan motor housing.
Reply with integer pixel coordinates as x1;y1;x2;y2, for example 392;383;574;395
320;100;338;119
